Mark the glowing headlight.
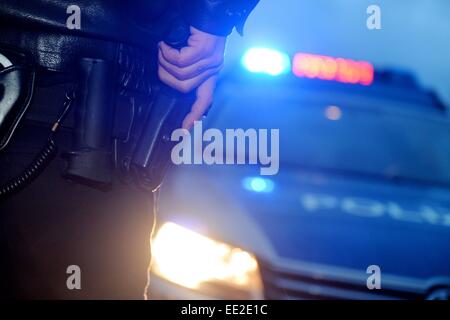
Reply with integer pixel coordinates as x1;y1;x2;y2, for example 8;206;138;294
152;222;262;296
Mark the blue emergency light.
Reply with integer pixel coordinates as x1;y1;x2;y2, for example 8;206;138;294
241;48;291;76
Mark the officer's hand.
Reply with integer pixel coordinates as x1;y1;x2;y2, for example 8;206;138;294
158;26;226;129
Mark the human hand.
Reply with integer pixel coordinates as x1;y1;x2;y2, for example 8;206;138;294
158;26;226;129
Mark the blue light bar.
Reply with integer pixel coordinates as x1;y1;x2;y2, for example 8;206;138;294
242;48;291;76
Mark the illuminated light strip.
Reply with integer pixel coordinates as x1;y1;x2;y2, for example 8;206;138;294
292;53;374;85
242;48;291;76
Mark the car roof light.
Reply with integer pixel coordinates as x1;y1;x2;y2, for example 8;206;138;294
292;53;374;85
242;48;291;76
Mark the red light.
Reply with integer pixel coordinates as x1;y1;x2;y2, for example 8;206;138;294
292;53;374;85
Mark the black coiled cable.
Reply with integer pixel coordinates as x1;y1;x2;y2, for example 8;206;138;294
0;90;76;201
0;139;57;199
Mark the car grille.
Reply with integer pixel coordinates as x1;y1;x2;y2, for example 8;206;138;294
260;262;426;300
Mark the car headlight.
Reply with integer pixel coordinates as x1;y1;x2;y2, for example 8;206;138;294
151;222;263;298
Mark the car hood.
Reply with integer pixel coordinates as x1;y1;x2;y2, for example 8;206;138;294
158;165;450;282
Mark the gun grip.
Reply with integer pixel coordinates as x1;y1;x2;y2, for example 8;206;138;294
131;17;195;191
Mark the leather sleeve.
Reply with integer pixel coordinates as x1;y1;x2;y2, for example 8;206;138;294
180;0;260;36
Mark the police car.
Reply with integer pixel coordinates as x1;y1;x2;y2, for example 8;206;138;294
147;49;450;300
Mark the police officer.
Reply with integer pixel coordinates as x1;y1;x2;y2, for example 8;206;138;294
0;0;259;299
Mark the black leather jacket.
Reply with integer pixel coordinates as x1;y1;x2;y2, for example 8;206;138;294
181;0;260;36
0;0;260;40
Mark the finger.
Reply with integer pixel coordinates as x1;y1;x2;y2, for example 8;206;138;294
158;63;221;94
158;49;223;81
159;41;206;68
182;75;218;130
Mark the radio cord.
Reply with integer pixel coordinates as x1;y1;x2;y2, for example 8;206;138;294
0;90;76;201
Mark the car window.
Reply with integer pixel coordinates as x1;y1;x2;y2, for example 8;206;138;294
205;96;450;186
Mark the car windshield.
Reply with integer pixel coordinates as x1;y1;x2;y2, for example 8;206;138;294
206;91;450;186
